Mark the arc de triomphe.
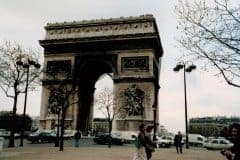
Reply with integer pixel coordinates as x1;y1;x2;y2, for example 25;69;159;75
39;15;163;133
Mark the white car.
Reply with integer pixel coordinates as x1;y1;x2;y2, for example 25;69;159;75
159;135;185;146
155;136;172;148
111;131;138;143
203;138;233;150
188;134;206;147
160;135;174;145
0;130;20;138
49;130;73;139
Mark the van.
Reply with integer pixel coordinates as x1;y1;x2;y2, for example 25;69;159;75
188;134;206;147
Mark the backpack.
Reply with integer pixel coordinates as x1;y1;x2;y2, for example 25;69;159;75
133;136;141;148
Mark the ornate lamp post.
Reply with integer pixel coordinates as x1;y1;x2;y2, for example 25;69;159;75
17;56;41;147
173;62;196;149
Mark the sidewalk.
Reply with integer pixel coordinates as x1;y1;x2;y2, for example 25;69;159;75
0;145;226;160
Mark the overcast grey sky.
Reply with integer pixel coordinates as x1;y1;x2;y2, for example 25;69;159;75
0;0;239;133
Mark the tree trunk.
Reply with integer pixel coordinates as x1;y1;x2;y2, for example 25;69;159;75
55;111;60;147
108;121;112;148
59;108;66;151
8;92;18;148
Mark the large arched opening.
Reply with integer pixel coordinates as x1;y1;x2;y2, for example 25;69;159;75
76;56;115;133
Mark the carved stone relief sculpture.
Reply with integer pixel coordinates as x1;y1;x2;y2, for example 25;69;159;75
122;84;145;116
47;88;64;116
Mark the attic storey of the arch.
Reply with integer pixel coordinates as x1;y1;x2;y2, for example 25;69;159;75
39;15;163;133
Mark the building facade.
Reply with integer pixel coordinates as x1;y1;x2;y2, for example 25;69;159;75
39;15;163;133
189;116;240;137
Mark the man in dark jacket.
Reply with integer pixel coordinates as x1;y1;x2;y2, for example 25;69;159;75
145;126;156;160
174;131;183;154
74;130;81;147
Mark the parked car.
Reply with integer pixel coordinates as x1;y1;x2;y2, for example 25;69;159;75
93;133;124;145
188;134;207;147
49;130;72;139
0;129;20;138
27;131;56;143
160;135;174;145
64;130;77;138
111;131;138;143
155;136;171;148
203;138;234;150
160;135;185;146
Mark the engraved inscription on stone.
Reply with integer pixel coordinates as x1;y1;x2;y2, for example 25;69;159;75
47;60;71;73
121;56;149;71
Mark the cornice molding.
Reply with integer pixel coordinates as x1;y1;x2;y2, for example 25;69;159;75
43;15;158;41
45;14;154;29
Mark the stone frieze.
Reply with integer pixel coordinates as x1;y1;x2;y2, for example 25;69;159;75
45;15;156;40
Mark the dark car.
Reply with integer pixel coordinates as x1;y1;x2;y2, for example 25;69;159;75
93;133;124;145
27;131;56;143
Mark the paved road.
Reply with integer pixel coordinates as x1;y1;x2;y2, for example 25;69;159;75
1;138;226;160
3;137;95;148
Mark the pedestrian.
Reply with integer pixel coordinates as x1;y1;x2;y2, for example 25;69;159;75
174;131;183;154
221;123;240;160
133;123;147;160
145;126;156;160
74;130;81;147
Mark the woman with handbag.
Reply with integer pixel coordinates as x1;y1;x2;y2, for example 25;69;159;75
133;124;147;160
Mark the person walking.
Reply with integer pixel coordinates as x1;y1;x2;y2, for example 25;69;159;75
174;131;183;154
133;123;147;160
74;130;81;148
145;126;156;160
221;123;240;160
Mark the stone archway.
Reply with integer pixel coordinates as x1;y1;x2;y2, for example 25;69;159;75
75;56;115;132
39;15;163;133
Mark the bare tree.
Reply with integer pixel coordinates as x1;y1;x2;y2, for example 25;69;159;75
44;67;78;151
0;40;41;147
95;88;120;148
175;0;240;87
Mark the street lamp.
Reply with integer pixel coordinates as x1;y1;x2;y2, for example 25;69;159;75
173;61;196;149
17;56;41;147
